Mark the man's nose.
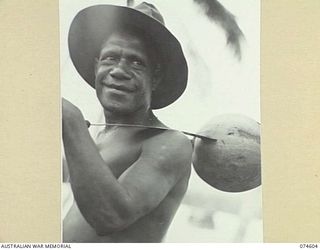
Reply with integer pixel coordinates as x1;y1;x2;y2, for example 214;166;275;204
109;60;131;80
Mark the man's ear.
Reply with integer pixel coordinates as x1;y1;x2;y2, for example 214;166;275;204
94;57;99;76
152;64;162;91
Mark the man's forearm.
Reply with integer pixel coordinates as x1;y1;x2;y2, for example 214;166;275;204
62;113;133;234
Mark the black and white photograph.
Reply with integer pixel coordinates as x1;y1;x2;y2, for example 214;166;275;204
61;0;261;243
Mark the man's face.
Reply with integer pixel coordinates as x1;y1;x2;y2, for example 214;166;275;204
95;31;157;115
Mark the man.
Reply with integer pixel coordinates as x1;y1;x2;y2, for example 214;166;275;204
62;2;192;242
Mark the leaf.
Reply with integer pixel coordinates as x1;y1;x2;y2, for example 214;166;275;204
194;0;244;60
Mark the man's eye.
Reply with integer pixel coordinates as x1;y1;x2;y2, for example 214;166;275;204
106;56;116;61
101;56;117;63
132;60;144;67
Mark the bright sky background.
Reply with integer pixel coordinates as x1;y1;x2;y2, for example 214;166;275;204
60;0;261;242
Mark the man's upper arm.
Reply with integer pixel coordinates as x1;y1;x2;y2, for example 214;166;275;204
118;131;192;217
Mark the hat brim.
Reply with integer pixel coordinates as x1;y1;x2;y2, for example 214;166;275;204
68;4;188;109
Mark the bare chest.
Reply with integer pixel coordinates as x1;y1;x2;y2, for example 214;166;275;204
95;129;143;178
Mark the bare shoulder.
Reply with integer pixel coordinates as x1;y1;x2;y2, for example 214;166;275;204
140;129;193;173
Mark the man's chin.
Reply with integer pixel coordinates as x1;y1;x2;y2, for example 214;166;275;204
102;102;136;115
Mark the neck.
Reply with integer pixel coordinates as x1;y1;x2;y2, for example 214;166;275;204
103;108;158;129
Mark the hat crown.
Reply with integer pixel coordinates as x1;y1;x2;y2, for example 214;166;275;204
134;2;165;25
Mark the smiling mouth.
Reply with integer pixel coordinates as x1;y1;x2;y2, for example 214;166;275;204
102;82;134;93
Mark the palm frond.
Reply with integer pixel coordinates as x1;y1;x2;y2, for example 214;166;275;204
194;0;244;60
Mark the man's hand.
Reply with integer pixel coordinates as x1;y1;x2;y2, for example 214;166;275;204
62;98;83;121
